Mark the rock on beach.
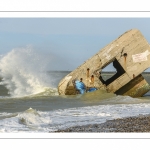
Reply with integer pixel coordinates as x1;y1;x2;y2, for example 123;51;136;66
53;114;150;133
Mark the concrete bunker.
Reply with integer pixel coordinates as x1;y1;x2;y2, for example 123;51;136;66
58;29;150;97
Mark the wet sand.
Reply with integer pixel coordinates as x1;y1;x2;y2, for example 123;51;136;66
54;114;150;132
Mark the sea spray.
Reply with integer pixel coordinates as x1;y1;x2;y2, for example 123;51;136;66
0;46;58;97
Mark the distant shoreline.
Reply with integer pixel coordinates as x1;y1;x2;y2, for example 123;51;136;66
102;71;150;74
0;71;149;81
47;71;150;74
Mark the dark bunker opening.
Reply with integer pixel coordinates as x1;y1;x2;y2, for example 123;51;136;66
99;59;125;86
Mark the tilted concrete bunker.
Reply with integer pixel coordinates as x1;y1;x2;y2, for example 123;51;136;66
58;29;150;97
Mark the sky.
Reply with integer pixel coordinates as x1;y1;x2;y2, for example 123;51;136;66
1;18;150;71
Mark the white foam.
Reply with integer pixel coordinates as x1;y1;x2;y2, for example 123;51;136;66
18;108;51;131
49;103;150;129
1;102;150;133
0;108;51;133
0;47;58;97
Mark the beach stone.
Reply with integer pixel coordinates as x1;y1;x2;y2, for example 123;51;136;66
52;114;150;133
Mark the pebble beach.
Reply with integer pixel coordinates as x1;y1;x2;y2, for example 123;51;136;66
54;114;150;133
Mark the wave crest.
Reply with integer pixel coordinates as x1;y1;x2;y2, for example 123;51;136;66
0;47;58;97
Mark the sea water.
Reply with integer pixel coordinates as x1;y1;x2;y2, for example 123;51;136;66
0;48;150;133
